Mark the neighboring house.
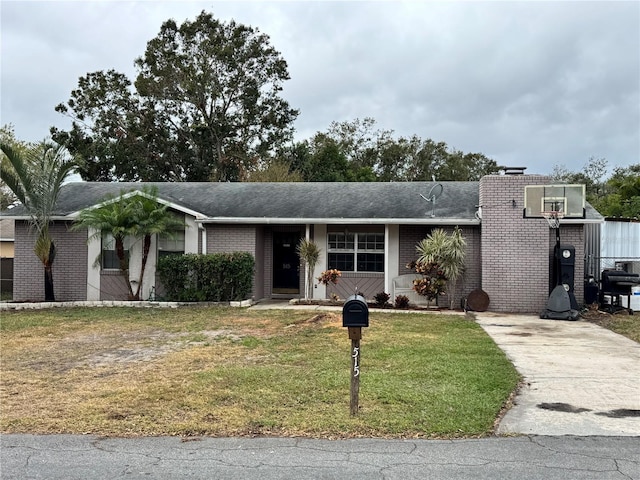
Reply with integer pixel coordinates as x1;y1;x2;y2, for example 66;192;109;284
0;218;15;258
585;217;640;311
0;218;15;297
0;171;603;313
585;218;640;276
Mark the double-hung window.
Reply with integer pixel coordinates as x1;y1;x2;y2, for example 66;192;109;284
158;230;185;258
102;233;130;270
328;232;384;272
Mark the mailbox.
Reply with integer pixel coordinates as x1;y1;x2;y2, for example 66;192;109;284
342;294;369;327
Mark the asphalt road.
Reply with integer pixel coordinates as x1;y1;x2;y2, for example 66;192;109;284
1;434;639;479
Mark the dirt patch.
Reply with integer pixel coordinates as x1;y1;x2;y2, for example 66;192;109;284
87;344;181;367
199;330;243;341
285;312;341;329
85;329;248;367
581;305;631;324
306;313;340;324
16;328;247;372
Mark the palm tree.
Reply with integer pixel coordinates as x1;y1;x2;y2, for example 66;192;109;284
72;187;184;300
416;226;467;309
128;190;185;300
72;191;139;299
297;238;321;300
0;141;77;301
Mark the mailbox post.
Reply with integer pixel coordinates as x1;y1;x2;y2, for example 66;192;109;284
342;294;369;416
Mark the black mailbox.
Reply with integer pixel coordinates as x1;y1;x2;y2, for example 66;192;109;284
342;294;369;327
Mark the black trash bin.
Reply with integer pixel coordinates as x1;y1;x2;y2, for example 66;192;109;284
584;277;598;305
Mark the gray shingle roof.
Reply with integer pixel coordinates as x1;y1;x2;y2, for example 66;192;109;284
1;182;481;223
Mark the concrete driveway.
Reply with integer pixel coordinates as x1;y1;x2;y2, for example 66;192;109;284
475;312;640;436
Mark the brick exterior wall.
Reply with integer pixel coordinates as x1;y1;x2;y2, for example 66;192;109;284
206;224;259;299
399;225;432;273
479;174;569;313
14;221;88;302
455;226;482;305
548;225;585;305
206;225;257;254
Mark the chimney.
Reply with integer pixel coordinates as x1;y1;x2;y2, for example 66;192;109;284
499;166;527;175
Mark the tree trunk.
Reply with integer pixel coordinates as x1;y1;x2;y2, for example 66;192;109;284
44;266;55;302
116;237;134;300
44;242;56;302
134;234;152;301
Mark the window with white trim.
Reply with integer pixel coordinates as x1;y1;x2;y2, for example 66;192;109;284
102;233;131;270
158;230;185;258
327;232;384;272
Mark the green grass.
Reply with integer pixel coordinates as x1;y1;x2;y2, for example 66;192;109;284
607;314;640;343
0;307;519;438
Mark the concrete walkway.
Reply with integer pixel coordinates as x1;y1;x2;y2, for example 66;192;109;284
475;312;640;436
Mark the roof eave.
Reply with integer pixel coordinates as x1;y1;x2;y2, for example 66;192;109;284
63;192;207;220
561;218;605;225
197;217;481;225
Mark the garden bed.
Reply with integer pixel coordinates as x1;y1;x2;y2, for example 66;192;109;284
288;298;452;312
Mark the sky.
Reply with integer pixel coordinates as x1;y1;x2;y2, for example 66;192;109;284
1;0;639;176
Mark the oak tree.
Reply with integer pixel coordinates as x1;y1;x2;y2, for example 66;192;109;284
53;11;298;182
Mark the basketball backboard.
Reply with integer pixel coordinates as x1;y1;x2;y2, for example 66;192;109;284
523;184;585;219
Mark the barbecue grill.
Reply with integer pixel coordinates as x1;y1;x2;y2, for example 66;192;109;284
599;270;640;315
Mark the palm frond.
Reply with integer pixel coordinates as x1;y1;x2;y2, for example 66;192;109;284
0;141;30;204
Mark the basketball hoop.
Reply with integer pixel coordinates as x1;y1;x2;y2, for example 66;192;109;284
541;211;564;229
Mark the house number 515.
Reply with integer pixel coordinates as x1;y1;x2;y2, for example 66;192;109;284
352;346;360;377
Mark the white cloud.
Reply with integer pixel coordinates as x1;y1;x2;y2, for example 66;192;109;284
1;0;638;175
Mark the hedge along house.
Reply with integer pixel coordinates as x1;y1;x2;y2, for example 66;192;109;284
2;171;603;313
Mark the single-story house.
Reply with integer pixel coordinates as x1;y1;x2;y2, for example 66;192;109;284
1;171;603;313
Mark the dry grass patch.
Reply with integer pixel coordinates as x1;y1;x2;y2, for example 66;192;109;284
582;308;640;343
1;307;518;438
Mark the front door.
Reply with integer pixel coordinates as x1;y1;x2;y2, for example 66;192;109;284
273;232;301;295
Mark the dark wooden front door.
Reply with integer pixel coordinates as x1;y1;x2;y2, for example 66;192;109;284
273;232;301;294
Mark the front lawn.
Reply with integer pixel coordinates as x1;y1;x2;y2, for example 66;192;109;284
0;307;519;438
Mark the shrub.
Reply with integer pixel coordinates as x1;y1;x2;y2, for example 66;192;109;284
373;291;390;307
157;252;254;302
318;269;341;285
414;227;466;309
394;295;410;309
412;262;447;304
